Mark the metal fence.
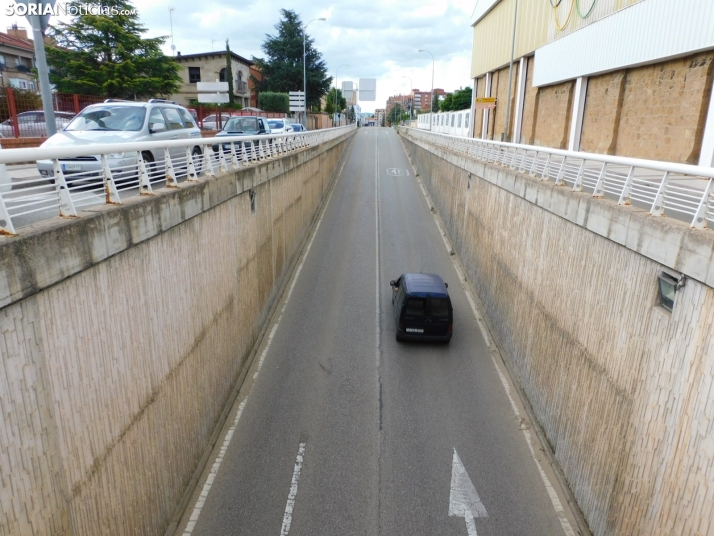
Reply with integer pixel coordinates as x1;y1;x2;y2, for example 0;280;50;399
0;87;105;138
402;127;714;230
0;125;355;235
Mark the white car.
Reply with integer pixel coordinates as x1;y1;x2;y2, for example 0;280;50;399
0;110;76;138
267;119;290;134
36;99;203;183
201;113;232;131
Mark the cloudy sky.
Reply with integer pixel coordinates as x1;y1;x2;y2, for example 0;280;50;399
2;0;477;113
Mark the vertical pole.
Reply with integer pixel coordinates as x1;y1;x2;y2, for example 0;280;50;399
303;29;307;128
6;87;19;138
503;0;519;141
512;57;527;144
568;76;588;151
73;93;80;114
28;15;56;137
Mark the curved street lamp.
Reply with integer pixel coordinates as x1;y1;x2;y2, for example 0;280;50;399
418;49;434;130
303;17;326;127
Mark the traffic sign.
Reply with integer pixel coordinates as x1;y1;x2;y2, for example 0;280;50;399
475;97;497;109
289;91;305;112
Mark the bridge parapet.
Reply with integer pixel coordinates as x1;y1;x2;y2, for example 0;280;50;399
400;126;714;536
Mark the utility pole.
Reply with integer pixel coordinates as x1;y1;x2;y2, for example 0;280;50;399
19;1;57;137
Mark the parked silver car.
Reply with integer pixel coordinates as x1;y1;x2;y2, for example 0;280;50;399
36;99;203;183
201;113;232;131
0;110;76;138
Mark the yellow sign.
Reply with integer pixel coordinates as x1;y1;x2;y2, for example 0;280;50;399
475;97;497;109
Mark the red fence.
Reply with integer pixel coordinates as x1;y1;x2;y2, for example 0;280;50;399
0;87;289;139
0;87;104;139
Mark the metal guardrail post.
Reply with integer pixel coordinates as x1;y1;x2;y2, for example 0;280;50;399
137;152;154;193
101;154;121;204
186;148;199;182
217;145;229;173
52;159;78;216
164;148;178;187
650;171;670;216
555;157;567;185
593;163;607;197
691;178;714;229
540;154;551;181
618;166;635;205
203;147;215;177
0;152;16;234
573;160;586;192
230;143;239;169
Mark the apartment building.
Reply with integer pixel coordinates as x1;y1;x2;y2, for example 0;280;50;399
0;26;36;91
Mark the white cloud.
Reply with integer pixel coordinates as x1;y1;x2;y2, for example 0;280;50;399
0;0;475;112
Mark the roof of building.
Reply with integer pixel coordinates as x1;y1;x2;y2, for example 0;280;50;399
174;50;253;66
0;32;34;53
402;273;449;297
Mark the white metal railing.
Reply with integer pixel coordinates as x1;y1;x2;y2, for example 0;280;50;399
0;125;355;235
402;127;714;230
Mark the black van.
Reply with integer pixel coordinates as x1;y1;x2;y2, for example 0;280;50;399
390;273;453;343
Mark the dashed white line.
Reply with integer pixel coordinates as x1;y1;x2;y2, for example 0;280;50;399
181;140;349;535
280;442;307;536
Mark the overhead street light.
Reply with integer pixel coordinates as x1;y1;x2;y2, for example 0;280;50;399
303;17;326;128
418;49;434;130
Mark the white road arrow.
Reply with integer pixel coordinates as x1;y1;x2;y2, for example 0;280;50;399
449;449;487;536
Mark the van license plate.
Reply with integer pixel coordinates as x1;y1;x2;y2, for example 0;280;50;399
406;328;424;333
62;163;81;171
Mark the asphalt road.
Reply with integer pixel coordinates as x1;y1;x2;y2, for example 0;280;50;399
178;127;581;536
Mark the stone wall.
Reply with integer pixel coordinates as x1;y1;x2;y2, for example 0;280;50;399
400;128;714;536
0;130;353;536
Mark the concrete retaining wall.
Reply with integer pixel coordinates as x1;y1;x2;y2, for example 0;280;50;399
0;130;353;536
400;128;714;536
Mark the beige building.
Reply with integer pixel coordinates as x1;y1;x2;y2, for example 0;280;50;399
0;26;36;90
470;0;714;167
171;51;252;108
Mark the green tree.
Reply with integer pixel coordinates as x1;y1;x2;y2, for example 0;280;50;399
387;103;407;126
432;93;441;113
45;0;180;99
441;93;454;112
251;10;332;111
451;87;472;111
325;88;346;113
348;106;356;124
225;40;235;105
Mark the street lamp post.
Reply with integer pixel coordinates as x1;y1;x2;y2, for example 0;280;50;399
335;64;348;127
303;17;326;128
418;49;434;130
402;75;413;122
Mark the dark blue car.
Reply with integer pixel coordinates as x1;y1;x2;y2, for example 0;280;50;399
390;273;453;343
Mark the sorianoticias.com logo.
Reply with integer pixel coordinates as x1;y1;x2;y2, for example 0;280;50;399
5;2;138;16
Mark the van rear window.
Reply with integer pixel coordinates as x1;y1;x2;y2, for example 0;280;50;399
405;298;425;317
429;298;450;318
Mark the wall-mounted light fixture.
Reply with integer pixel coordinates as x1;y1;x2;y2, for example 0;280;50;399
657;272;686;312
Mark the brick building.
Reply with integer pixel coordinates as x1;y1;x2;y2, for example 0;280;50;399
0;26;36;90
470;0;714;166
410;88;447;112
171;50;253;108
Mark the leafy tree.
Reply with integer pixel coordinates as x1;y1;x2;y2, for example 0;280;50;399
259;92;289;112
225;40;235;105
325;88;346;113
45;0;180;99
432;93;441;113
387;103;407;126
251;10;332;111
440;88;472;112
348;106;355;124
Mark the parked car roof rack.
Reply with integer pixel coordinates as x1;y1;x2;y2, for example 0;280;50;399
103;99;135;103
148;99;179;105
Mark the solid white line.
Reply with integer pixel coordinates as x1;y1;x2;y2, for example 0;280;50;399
181;143;348;535
464;509;478;536
280;442;307;536
409;154;575;536
375;130;381;364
